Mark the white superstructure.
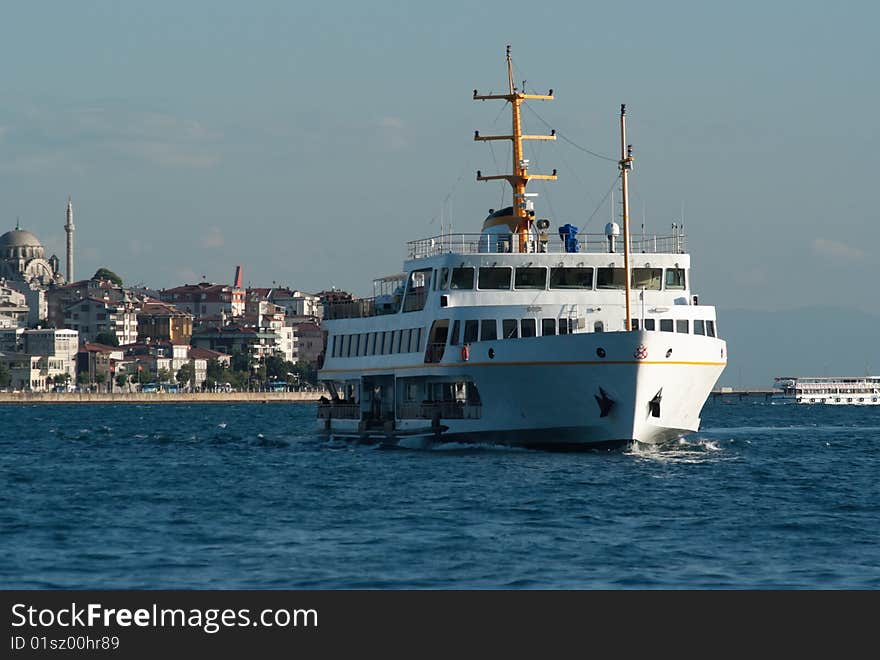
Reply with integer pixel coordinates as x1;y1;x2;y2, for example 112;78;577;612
773;377;880;405
317;49;727;448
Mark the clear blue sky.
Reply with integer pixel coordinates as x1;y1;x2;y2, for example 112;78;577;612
1;1;877;315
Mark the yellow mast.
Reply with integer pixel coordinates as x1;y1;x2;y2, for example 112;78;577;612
619;104;634;331
474;46;557;233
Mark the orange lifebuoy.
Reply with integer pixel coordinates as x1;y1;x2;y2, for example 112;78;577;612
461;344;470;361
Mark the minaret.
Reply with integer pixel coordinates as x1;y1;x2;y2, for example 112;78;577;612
64;196;75;283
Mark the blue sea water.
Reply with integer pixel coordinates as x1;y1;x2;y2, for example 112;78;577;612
0;400;878;589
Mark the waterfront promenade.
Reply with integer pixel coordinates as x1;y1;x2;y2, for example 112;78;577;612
0;390;322;405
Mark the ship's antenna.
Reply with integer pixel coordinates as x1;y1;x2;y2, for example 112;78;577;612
474;46;556;242
619;104;634;331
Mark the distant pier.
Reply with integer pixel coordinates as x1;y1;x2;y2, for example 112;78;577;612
708;388;779;402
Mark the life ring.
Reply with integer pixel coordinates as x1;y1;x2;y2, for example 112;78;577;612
461;344;470;361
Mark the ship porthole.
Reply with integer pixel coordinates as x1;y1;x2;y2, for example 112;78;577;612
488;348;495;359
596;347;606;358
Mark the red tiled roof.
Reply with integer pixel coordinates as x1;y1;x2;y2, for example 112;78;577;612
80;342;119;353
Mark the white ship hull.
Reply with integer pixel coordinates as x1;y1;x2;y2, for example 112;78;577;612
772;394;880;406
320;330;726;448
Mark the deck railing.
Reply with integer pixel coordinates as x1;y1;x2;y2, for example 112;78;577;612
397;401;482;420
316;402;361;419
406;232;686;259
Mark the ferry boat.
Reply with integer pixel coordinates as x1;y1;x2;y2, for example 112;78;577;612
316;48;727;448
773;376;880;405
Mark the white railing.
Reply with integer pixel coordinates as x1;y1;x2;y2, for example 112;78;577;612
406;232;686;259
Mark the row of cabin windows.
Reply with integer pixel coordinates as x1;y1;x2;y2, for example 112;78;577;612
632;318;717;336
449;318;577;344
330;327;424;358
447;317;717;343
330;317;717;358
426;266;686;292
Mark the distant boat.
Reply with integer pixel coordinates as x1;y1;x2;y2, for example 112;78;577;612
316;47;727;448
773;376;880;405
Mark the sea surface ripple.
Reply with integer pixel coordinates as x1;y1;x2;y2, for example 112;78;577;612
1;401;878;589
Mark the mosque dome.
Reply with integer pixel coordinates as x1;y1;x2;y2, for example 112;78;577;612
0;228;45;261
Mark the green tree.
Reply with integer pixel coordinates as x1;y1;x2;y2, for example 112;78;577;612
292;359;317;385
157;368;173;383
94;331;119;347
115;372;128;390
231;350;252;373
94;372;107;392
77;371;90;387
93;267;123;286
53;373;71;390
0;362;11;388
176;362;196;390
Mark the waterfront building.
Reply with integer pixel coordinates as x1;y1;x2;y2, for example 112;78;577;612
0;282;29;328
46;278;126;329
137;299;194;345
289;321;323;367
64;296;139;346
190;324;280;363
77;342;124;390
0;353;44;391
159;282;245;321
25;328;78;385
0;328;79;390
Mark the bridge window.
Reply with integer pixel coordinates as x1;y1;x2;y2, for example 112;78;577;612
694;320;705;335
367;332;376;355
665;268;686;290
450;267;474;290
542;318;556;336
676;319;689;333
393;330;403;353
550;267;593;289
502;319;519;339
480;319;497;341
515;267;547;289
463;320;479;343
660;319;674;332
597;268;626;289
401;329;411;352
439;267;450;291
521;318;537;337
478;267;512;290
706;320;716;337
632;268;662;290
403;269;432;312
644;319;655;331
